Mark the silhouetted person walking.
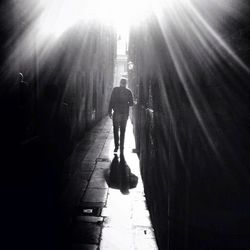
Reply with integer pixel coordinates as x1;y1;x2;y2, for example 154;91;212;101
108;79;133;152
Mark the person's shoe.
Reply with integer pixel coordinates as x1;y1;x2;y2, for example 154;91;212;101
114;147;118;153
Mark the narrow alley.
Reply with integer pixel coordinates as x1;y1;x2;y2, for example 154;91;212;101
1;1;250;250
61;117;157;249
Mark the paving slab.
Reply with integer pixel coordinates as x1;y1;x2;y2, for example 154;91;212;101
95;162;111;170
100;227;134;250
71;221;101;244
84;152;102;162
75;216;104;224
76;206;103;217
81;171;93;181
133;226;156;239
79;202;106;208
61;179;88;210
135;238;159;250
80;162;96;172
91;169;107;180
88;177;108;189
81;188;108;203
132;215;152;227
91;168;106;179
100;207;111;217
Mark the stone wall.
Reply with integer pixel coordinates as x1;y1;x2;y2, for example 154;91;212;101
0;4;116;249
0;3;116;162
128;3;250;249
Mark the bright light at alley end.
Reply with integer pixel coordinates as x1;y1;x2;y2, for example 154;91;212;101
36;0;243;39
38;0;152;38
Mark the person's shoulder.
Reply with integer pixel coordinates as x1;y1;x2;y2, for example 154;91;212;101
111;87;119;93
126;88;132;93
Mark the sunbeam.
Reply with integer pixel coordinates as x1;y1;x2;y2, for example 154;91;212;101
5;0;250;155
148;0;250;161
128;0;250;188
7;0;249;74
36;0;152;38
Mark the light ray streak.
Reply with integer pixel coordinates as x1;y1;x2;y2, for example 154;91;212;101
155;17;220;154
145;0;249;163
158;70;186;165
7;0;248;75
187;1;250;73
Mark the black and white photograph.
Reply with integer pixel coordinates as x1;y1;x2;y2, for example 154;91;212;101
0;0;250;249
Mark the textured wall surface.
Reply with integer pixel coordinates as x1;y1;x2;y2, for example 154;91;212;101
37;22;116;155
0;5;116;161
0;3;116;249
128;2;250;249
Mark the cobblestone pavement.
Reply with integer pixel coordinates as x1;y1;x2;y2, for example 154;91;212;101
62;116;158;250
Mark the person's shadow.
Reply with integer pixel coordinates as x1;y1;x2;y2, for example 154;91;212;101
106;153;138;194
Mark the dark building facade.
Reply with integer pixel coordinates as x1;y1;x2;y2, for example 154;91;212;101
0;1;116;168
0;2;116;249
128;1;250;249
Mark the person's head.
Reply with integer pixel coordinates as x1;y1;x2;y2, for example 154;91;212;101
19;72;24;82
120;78;127;88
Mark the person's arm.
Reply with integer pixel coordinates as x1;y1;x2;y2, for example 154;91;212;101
128;90;133;106
108;89;114;118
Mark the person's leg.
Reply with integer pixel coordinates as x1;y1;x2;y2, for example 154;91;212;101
119;115;128;150
117;114;122;148
113;113;119;151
